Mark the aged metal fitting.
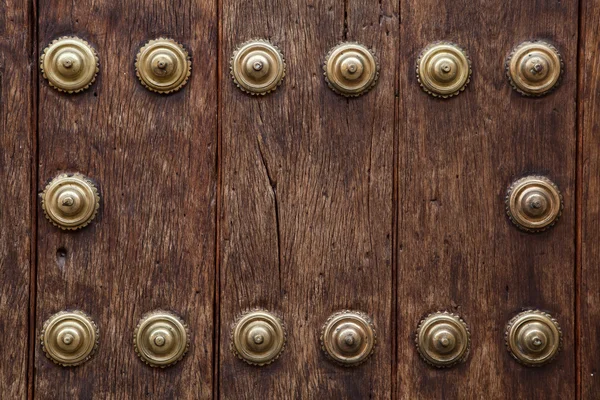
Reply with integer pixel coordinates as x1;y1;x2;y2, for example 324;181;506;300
505;310;562;367
230;39;285;95
506;41;563;96
40;36;99;93
415;311;470;368
231;309;286;366
320;310;376;367
133;310;190;368
506;175;563;233
41;310;99;367
135;38;191;94
323;42;379;97
417;42;471;98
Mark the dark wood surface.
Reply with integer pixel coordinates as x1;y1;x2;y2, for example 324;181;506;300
579;0;600;397
219;0;397;398
0;0;33;398
34;0;217;398
397;0;578;398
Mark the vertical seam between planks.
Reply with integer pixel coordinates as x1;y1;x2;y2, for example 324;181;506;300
27;0;39;397
575;0;584;398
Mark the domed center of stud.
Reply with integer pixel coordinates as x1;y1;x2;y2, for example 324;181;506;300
62;59;73;69
532;336;543;347
62;333;74;345
252;61;264;71
439;336;450;347
433;57;458;82
157;60;168;70
154;335;166;347
432;328;456;354
344;335;356;346
523;56;549;82
57;52;82;77
253;334;264;345
61;196;74;207
522;191;549;219
247;325;270;351
152;55;174;77
245;54;270;80
340;56;364;81
440;63;451;73
57;190;82;215
337;326;362;353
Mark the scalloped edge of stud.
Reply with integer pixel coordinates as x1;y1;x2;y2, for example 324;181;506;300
319;309;377;367
40;172;100;231
230;39;286;96
505;175;563;233
323;42;380;98
505;40;564;97
415;310;471;369
504;309;563;367
230;308;287;366
40;36;100;94
416;41;472;99
40;310;99;367
133;310;191;368
135;37;192;94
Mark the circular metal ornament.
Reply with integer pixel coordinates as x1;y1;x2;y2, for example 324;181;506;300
505;310;562;367
323;43;379;97
133;310;190;368
506;41;563;97
230;39;285;95
40;36;99;93
415;311;470;368
135;38;191;94
41;173;100;230
40;310;99;367
231;310;286;366
320;310;376;367
506;175;563;233
417;42;471;98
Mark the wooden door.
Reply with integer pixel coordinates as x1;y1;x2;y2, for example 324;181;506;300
0;0;599;398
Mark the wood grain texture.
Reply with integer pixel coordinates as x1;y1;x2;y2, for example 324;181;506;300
35;0;217;398
0;0;32;397
579;0;600;397
397;1;578;398
219;0;397;398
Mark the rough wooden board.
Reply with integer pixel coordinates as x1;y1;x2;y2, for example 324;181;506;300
397;1;578;398
219;0;397;398
579;0;600;397
0;0;32;397
34;0;217;398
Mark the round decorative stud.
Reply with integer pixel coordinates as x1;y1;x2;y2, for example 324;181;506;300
135;38;191;94
40;310;99;367
41;173;100;230
506;41;563;97
416;42;471;98
230;39;285;95
133;310;190;368
231;310;286;366
506;175;563;233
323;43;379;97
320;310;376;367
415;311;470;368
40;36;99;93
505;310;562;367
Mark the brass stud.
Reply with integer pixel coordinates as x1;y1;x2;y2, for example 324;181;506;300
133;310;190;368
506;175;563;233
41;173;100;230
323;43;379;97
135;38;191;94
505;310;562;367
41;310;99;367
417;42;471;98
231;310;286;366
506;41;563;97
40;36;99;93
416;311;470;368
320;310;376;367
230;39;285;95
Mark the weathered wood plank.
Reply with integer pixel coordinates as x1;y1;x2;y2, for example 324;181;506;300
579;0;600;397
397;1;578;398
35;0;217;398
0;0;33;397
219;0;397;398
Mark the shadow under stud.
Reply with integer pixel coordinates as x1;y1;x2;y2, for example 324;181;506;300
231;310;286;366
41;310;99;367
230;39;285;95
417;42;471;98
133;310;190;368
320;310;376;367
40;36;99;93
323;43;379;97
41;173;100;230
415;311;470;368
505;310;562;367
135;38;191;94
505;175;563;233
506;40;563;97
